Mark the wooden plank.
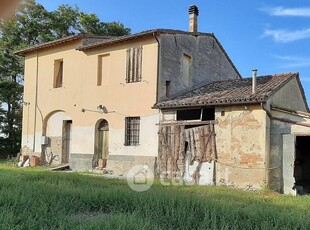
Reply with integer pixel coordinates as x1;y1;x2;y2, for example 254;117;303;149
49;164;70;171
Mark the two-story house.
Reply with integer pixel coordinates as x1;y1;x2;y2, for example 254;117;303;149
16;6;240;173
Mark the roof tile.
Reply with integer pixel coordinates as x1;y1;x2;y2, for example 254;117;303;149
155;72;297;109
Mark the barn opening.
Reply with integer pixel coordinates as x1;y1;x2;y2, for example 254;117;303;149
176;108;215;121
294;136;310;195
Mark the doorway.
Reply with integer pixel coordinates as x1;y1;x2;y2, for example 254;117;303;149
95;120;109;168
62;120;72;164
294;136;310;194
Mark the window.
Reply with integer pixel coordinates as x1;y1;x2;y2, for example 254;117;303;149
97;54;110;86
176;108;215;121
54;59;63;88
126;47;143;83
177;109;201;121
125;117;140;146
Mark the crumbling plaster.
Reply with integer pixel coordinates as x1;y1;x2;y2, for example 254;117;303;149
215;105;268;189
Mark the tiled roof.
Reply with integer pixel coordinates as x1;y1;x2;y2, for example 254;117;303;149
155;72;299;109
15;29;213;56
15;34;111;56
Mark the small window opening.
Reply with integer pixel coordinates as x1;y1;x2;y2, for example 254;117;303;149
177;108;215;121
54;59;63;88
177;109;201;121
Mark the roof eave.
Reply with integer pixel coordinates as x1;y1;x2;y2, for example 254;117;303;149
14;34;109;57
155;99;267;110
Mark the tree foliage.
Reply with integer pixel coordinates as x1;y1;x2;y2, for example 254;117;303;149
0;0;130;157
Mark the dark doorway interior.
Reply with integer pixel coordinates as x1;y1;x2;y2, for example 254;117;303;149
294;136;310;194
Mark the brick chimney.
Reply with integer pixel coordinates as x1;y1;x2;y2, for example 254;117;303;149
189;5;199;32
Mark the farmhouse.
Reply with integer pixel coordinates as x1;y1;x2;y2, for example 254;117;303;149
17;6;239;172
16;5;310;194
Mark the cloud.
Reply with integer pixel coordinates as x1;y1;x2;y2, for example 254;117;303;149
263;28;310;43
261;6;310;17
273;55;310;68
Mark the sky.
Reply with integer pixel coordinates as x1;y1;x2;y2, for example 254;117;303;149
36;0;310;101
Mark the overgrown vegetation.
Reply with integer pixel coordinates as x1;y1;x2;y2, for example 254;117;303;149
0;164;309;229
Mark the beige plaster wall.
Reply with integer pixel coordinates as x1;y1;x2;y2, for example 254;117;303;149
21;37;159;170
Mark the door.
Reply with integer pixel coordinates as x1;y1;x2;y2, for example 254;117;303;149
96;120;109;166
283;134;295;194
62;120;72;164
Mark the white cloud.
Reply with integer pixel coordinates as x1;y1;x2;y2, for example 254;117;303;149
261;6;310;17
263;28;310;43
273;55;310;68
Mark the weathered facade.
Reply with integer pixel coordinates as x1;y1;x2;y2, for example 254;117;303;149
156;73;310;194
17;28;239;174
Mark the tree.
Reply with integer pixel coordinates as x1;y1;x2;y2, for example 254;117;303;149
0;81;23;155
0;0;131;157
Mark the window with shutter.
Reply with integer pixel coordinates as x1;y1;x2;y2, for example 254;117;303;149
126;47;142;83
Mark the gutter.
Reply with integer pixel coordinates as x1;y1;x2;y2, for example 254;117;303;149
33;52;39;152
261;103;310;128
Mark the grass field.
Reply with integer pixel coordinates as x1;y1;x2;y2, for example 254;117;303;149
0;163;310;230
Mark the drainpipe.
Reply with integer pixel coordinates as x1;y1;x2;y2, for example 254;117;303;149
33;52;39;153
153;32;160;175
153;32;160;103
261;102;271;188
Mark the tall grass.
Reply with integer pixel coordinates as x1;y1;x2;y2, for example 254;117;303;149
0;165;309;229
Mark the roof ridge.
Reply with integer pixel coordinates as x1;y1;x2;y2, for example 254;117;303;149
77;28;215;51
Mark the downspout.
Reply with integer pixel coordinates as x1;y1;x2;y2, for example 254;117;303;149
153;32;160;175
261;102;271;188
153;32;160;103
261;103;310;128
33;52;39;152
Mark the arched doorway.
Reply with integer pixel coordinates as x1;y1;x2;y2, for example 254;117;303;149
94;119;109;168
44;111;72;165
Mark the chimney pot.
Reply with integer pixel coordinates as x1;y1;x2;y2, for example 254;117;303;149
189;5;199;33
252;69;258;94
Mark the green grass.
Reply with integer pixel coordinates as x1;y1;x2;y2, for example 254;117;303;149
0;163;310;230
